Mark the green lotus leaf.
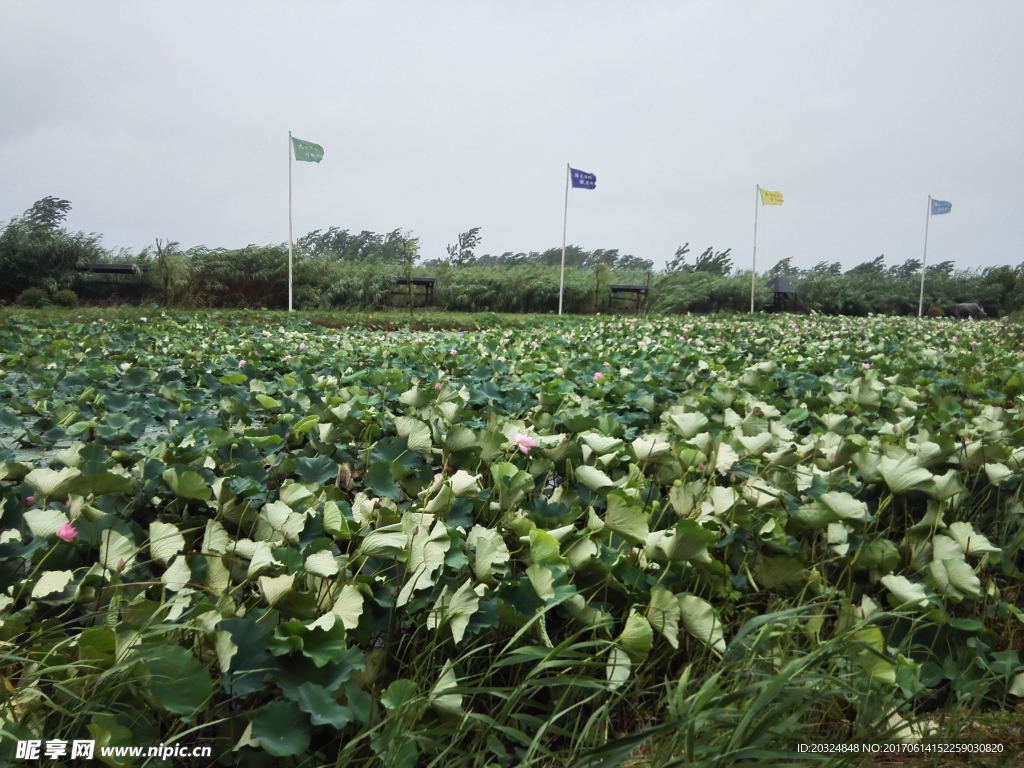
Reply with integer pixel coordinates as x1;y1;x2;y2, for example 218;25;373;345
878;455;932;494
250;701;310;757
575;465;615;491
202;519;231;554
395;415;432;455
254;393;280;410
296;682;353;728
818;491;869;522
852;625;896;685
148;521;185;565
258;500;305;543
305;549;340;578
467;525;510;582
618;613;654;663
945;521;1001;556
663;410;709;438
23;507;71;539
429;660;463;717
983;462;1014;485
397;518;449;606
99;530;138;572
605;645;631;689
529;527;562;564
329;584;365;630
526;562;555;600
631;435;671;460
24;466;82;499
161;468;211;501
359;523;407;560
580;432;623;454
162;556;192;591
678;594;726;654
646;588;681;649
929;558;982;600
604;490;650;545
428;579;480;644
31;569;75;600
143;645;212;718
880;574;929;609
927;469;966;501
715;443;739;475
259;573;295;606
248;541;283;577
449;469;482;497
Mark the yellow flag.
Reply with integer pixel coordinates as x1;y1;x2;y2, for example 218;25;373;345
759;188;784;205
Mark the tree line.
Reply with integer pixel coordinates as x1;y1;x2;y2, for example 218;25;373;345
2;197;1021;316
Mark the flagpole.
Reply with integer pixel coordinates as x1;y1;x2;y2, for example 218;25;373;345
559;163;570;315
917;195;931;318
288;131;294;312
750;185;760;313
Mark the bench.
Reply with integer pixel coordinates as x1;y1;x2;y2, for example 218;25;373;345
391;276;436;307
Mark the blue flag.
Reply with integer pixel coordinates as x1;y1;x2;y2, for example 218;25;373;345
570;167;597;189
931;199;952;215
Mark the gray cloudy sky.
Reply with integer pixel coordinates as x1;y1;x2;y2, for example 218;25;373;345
2;1;1022;272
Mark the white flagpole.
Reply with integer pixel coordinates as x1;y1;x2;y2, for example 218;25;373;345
559;163;570;315
917;195;931;318
750;185;760;313
288;131;294;312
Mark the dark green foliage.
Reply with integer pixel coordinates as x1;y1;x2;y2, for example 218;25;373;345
293;257;398;310
297;226;417;263
0;198;108;301
53;289;78;307
16;287;49;307
22;196;72;230
445;226;482;267
433;264;639;313
2;201;1022;318
653;272;768;313
185;245;290;308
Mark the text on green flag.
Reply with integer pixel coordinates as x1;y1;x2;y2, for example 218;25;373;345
292;137;324;163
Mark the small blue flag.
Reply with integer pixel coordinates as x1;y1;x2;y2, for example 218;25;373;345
570;167;597;190
931;199;952;215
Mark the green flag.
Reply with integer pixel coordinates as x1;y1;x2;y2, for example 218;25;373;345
291;136;324;163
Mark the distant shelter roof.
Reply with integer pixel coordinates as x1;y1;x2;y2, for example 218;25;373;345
766;275;798;294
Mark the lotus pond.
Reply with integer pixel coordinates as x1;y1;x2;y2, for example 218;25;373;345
1;309;1023;767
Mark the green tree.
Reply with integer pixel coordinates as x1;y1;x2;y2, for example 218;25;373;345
890;258;921;279
445;227;482;267
0;198;107;301
665;243;691;273
769;257;795;277
692;247;733;276
23;196;72;230
151;238;190;305
846;255;886;276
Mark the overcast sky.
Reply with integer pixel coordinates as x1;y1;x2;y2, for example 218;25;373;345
2;2;1022;272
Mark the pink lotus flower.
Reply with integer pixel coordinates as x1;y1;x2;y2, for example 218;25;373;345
434;382;443;390
450;348;457;355
284;354;292;361
238;359;247;367
497;356;507;362
861;362;871;369
592;372;604;381
57;523;78;542
299;343;307;350
514;433;539;454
